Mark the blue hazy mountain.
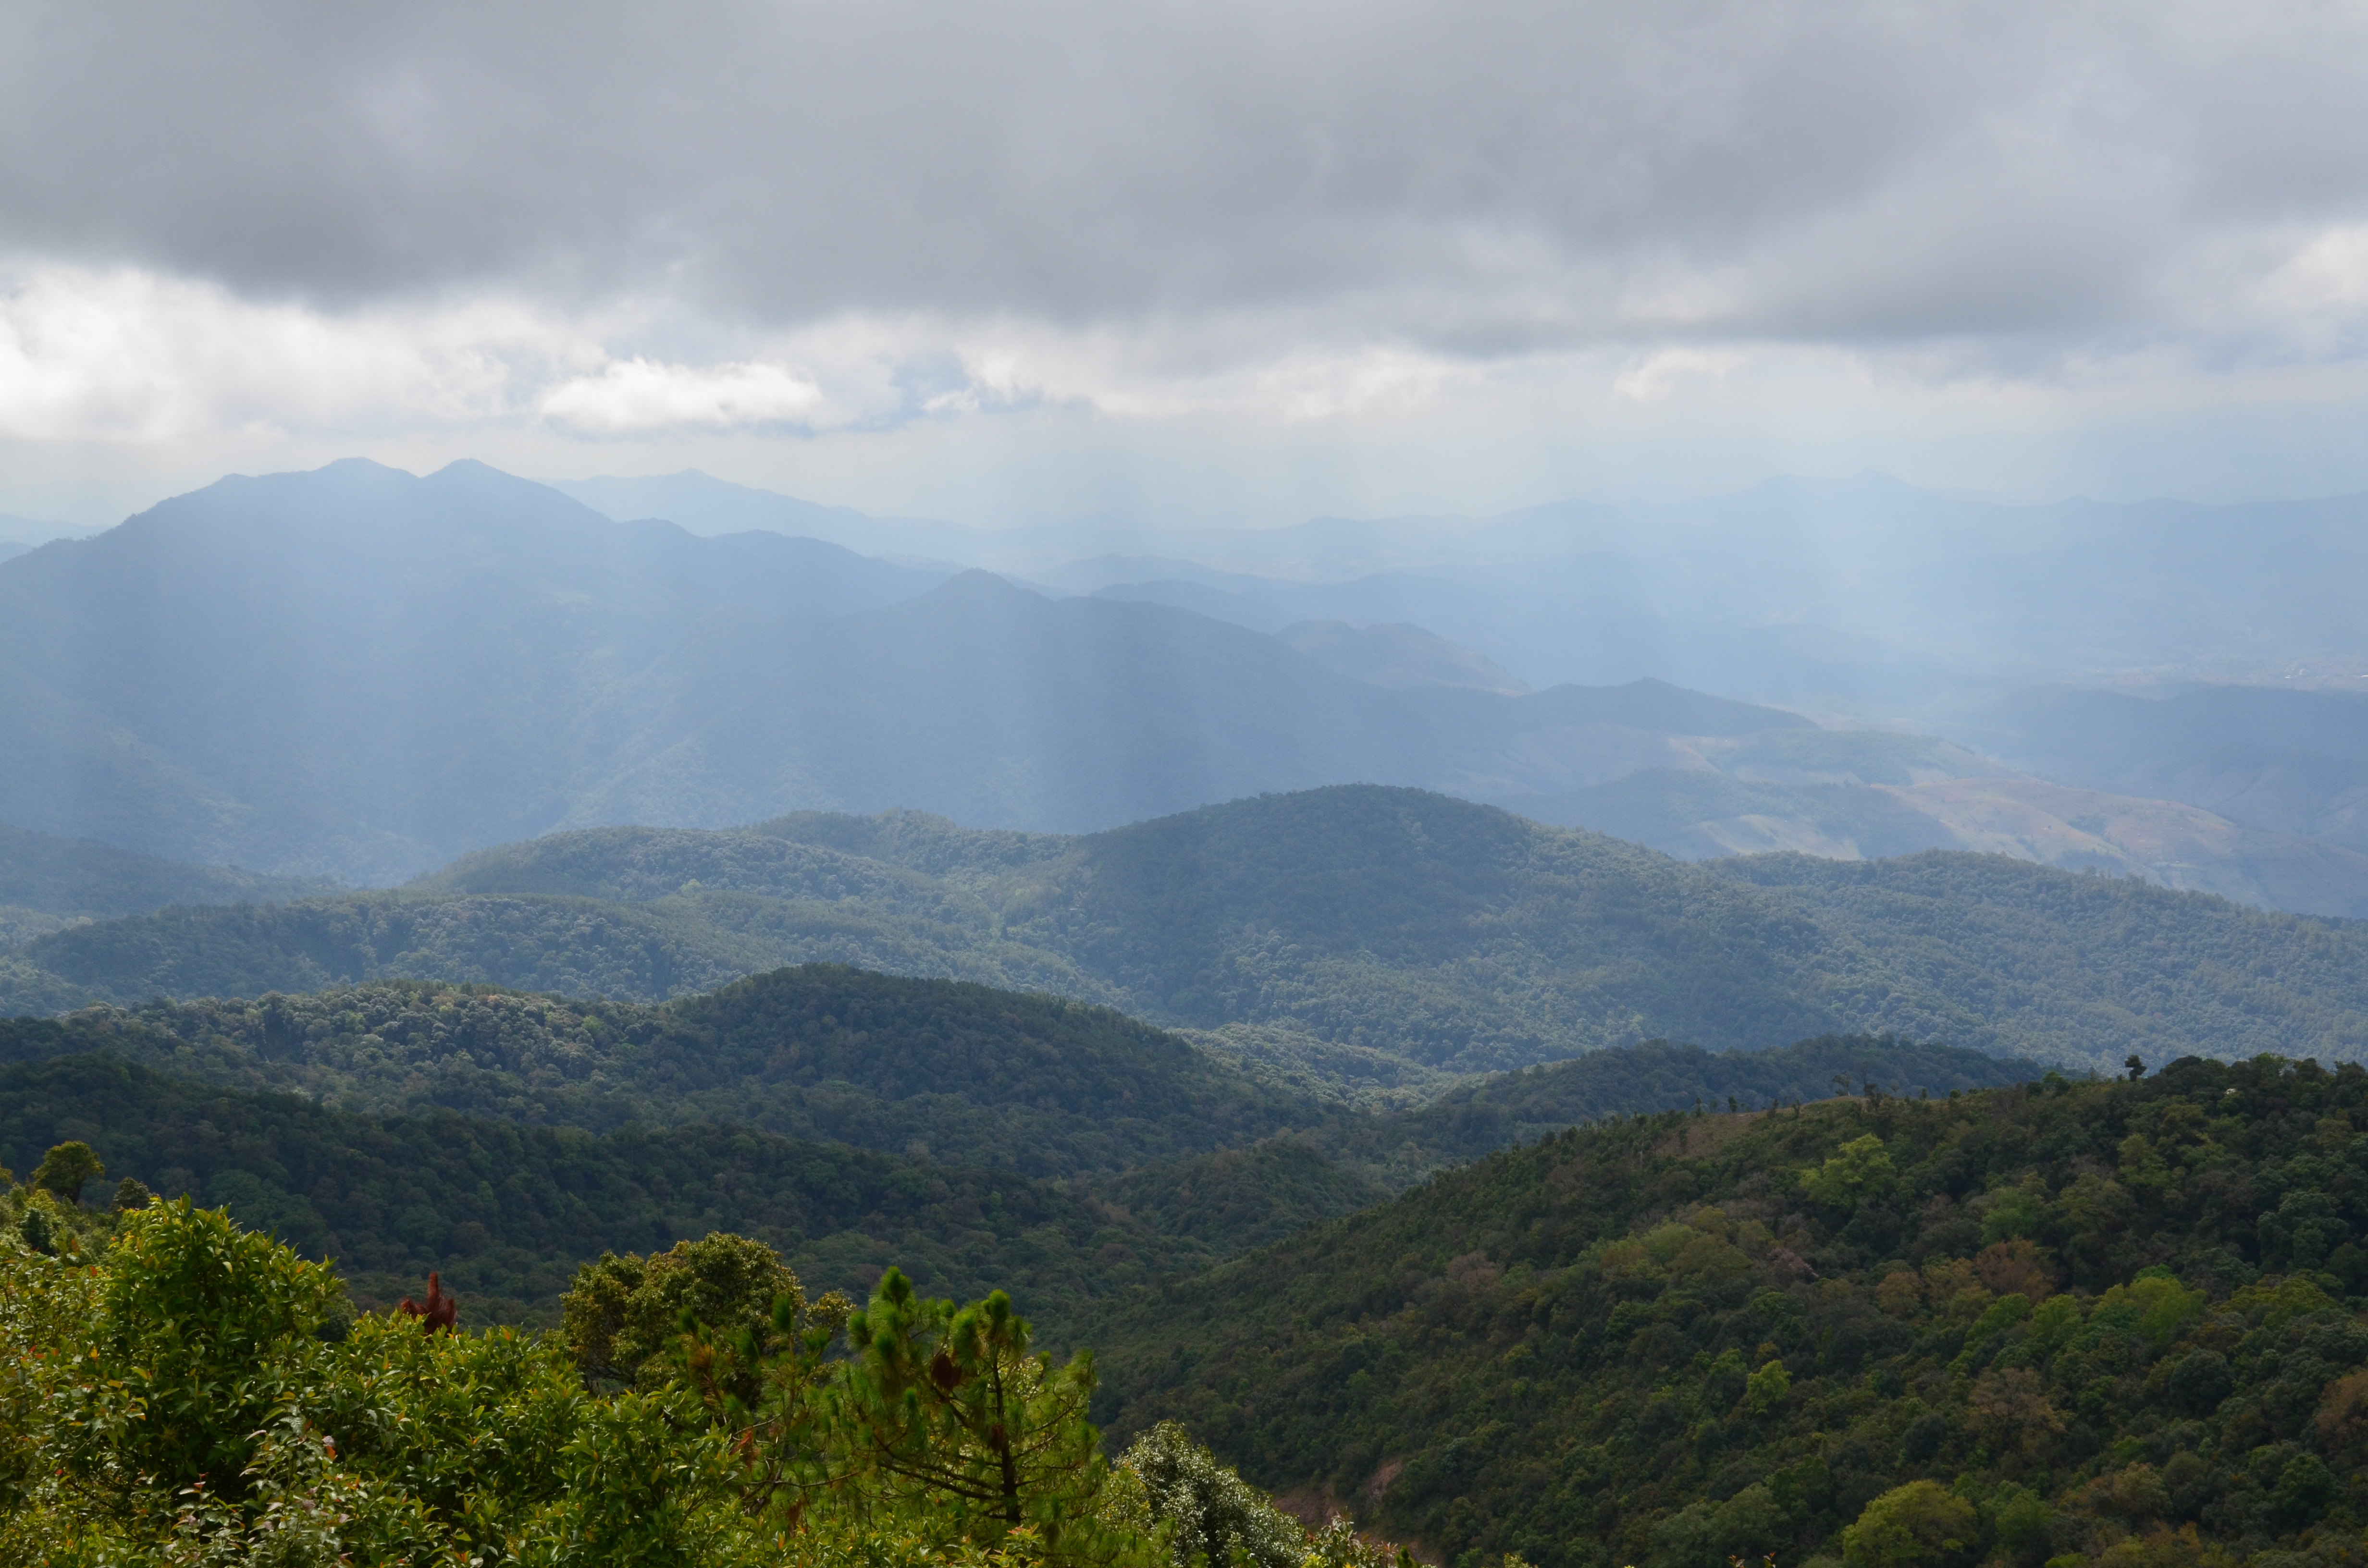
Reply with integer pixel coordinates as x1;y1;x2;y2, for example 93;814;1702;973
0;460;962;880
1063;477;2368;714
0;461;1815;882
0;823;333;919
557;468;2368;727
0;511;80;565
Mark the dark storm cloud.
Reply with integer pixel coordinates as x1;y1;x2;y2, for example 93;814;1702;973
2;0;2365;354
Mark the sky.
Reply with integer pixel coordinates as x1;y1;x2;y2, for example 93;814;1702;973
4;0;2368;531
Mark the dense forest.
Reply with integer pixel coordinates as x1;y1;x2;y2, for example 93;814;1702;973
0;967;1315;1179
0;1184;1388;1568
0;962;2032;1197
4;1049;2362;1566
12;788;2368;1078
0;1051;1254;1335
1089;1056;2368;1568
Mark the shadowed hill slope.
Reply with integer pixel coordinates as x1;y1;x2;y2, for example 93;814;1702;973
0;1052;1209;1338
0;966;1320;1180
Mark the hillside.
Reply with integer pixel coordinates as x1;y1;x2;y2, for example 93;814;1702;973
0;958;2035;1204
0;973;2039;1337
1087;1055;2368;1568
0;1052;1206;1336
1335;1035;2037;1185
0;966;1317;1180
13;787;2368;1076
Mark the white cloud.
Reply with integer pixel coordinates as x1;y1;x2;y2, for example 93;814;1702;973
0;260;581;442
0;0;2364;520
1614;348;1743;403
4;1;2368;358
2250;225;2368;355
8;249;2368;462
539;358;828;434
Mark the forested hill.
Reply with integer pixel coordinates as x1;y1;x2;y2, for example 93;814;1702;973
0;971;2036;1332
13;787;2368;1077
0;966;1320;1180
1339;1035;2039;1181
0;961;2036;1200
0;1051;1208;1335
1087;1055;2368;1568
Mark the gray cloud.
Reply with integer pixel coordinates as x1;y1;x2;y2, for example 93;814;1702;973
2;0;2365;360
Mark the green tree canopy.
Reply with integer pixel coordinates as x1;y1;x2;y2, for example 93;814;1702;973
29;1140;102;1205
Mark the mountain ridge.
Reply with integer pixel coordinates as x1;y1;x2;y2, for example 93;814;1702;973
0;461;1827;882
12;786;2368;1077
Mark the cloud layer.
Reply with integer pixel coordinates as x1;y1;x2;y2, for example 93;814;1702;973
2;0;2367;455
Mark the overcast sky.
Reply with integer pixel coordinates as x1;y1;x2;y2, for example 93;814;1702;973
4;0;2368;528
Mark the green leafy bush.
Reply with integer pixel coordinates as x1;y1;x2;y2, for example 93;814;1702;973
0;1192;1405;1568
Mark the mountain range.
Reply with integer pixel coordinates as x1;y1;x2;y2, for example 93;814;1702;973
11;785;2368;1078
559;468;2368;706
0;458;1821;882
7;458;2368;919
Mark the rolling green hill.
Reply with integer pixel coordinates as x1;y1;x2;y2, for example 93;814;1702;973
0;966;1315;1180
12;787;2368;1078
0;965;2033;1192
0;882;1112;1017
1086;1055;2368;1568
